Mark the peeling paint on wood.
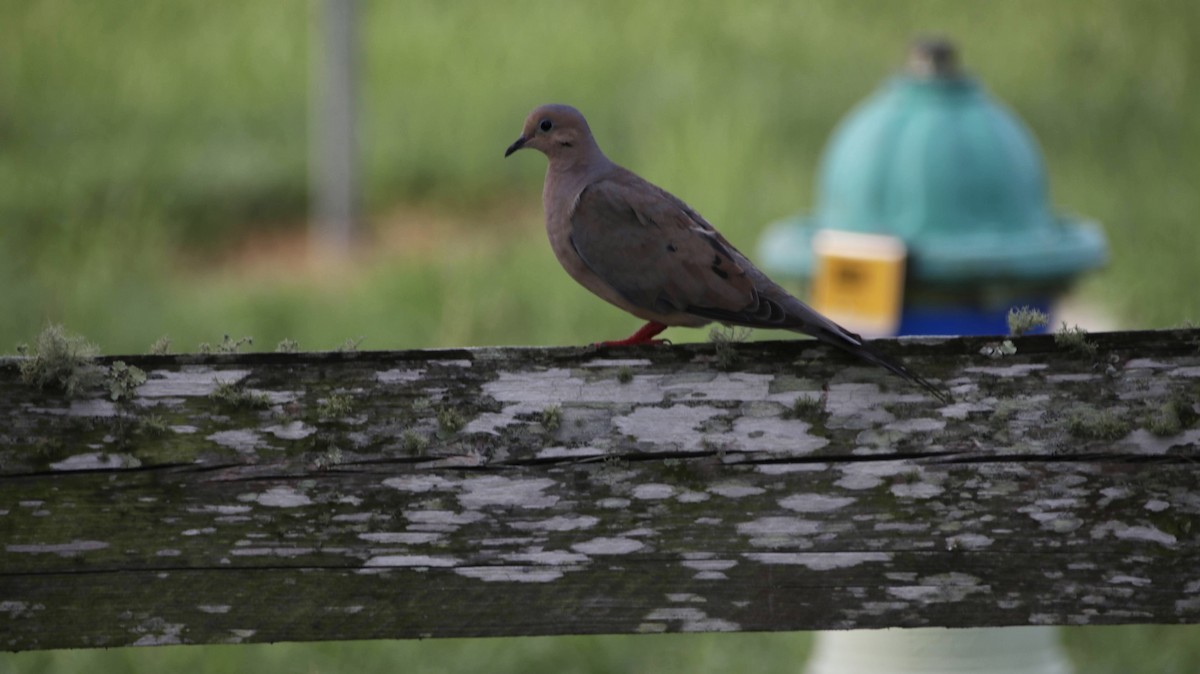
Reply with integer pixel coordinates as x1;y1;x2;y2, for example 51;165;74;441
1;330;1199;651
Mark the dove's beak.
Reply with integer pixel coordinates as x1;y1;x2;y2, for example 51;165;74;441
504;136;527;157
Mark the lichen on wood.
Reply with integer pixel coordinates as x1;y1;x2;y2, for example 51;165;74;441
1;329;1199;651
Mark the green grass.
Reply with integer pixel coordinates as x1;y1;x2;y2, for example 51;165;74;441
4;627;1200;674
2;0;1200;354
2;0;1200;670
0;633;815;674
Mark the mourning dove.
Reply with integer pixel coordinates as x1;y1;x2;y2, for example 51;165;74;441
505;103;948;401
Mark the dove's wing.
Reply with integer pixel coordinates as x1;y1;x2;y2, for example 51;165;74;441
568;170;786;323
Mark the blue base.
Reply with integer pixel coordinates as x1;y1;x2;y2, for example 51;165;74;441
897;300;1053;337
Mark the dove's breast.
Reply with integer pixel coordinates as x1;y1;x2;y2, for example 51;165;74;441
544;188;637;309
539;181;697;327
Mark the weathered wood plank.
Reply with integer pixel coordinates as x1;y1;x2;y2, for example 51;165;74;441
1;330;1199;651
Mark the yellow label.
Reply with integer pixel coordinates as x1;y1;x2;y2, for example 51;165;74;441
810;230;907;337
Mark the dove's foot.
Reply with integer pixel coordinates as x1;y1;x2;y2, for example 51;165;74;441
595;321;668;347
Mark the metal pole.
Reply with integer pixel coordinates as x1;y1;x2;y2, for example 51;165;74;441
310;0;359;251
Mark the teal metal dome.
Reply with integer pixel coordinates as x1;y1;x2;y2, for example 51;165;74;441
759;45;1107;283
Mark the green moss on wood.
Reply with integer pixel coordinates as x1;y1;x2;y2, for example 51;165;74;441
318;392;355;421
437;407;465;434
1055;322;1100;358
211;380;271;410
198;334;254;355
149;336;172;355
1146;394;1198;436
708;326;751;371
541;405;563;431
1007;306;1049;337
106;361;147;402
337;336;365;353
312;446;344;470
402;430;429;453
1066;406;1131;441
16;324;102;396
979;340;1018;359
139;414;170;436
784;394;824;419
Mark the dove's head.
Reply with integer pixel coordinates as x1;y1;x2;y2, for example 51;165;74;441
505;104;601;163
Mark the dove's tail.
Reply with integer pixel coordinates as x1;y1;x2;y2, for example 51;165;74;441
811;326;952;403
684;277;951;401
779;298;951;403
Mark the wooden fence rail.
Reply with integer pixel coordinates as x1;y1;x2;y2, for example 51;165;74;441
1;329;1199;651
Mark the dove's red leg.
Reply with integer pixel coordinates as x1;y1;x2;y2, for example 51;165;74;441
596;321;668;347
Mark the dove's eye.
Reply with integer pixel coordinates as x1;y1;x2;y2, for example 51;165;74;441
539;119;553;132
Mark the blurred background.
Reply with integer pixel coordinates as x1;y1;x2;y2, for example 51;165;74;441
2;0;1198;671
